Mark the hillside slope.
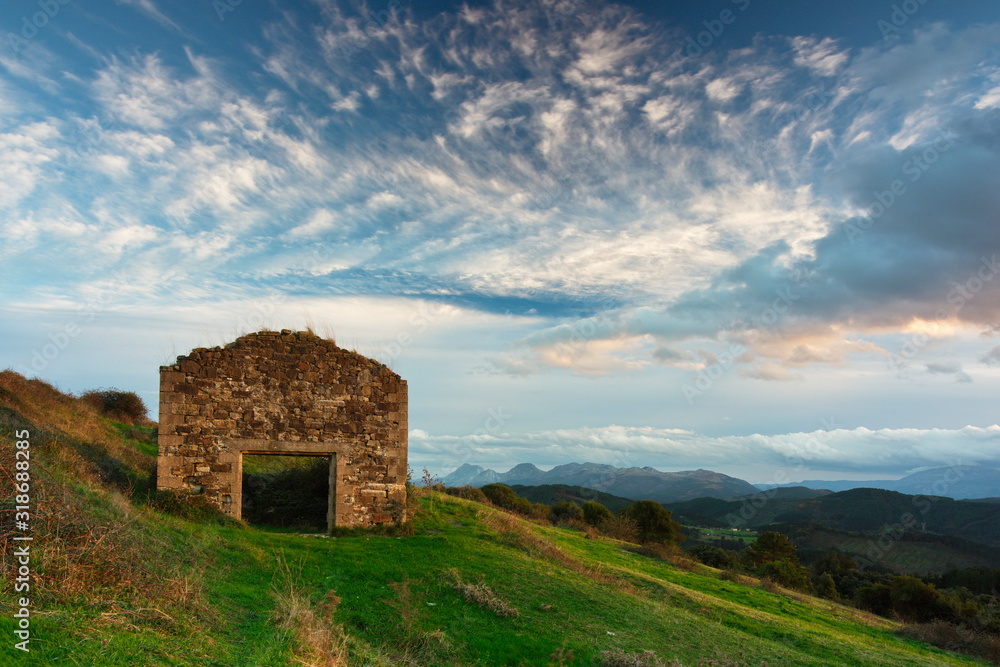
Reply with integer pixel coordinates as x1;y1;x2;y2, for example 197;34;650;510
0;371;989;666
667;488;1000;548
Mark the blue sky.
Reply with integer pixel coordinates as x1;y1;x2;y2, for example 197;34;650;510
3;0;1000;483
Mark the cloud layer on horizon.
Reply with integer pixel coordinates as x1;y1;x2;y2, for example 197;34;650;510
411;423;1000;483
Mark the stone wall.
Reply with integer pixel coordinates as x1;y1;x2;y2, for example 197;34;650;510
156;330;407;527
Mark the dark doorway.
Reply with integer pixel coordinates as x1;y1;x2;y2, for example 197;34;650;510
241;454;332;531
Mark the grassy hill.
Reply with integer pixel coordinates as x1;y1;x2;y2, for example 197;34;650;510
0;371;992;666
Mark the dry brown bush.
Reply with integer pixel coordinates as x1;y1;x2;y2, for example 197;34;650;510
272;585;349;667
0;371;204;623
445;568;520;618
600;648;667;666
601;513;639;542
79;388;149;425
899;620;1000;665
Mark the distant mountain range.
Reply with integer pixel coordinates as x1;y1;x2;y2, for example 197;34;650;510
441;462;760;503
441;462;1000;503
756;465;1000;500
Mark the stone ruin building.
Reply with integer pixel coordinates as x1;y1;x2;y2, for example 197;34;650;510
156;330;408;529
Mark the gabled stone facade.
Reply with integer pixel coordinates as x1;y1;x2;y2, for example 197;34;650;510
156;330;407;528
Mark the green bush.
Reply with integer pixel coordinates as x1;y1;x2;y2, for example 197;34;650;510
445;485;489;503
480;484;533;516
757;559;814;594
549;500;584;524
530;502;552;521
689;545;735;569
622;500;683;546
856;583;894;617
890;576;955;623
582;500;613;527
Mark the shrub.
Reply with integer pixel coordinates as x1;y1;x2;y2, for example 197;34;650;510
623;500;684;546
812;551;858;576
444;485;489;503
148;489;238;525
80;388;149;424
690;545;735;569
480;484;533;516
549;500;584;524
898;620;1000;665
582;500;613;526
601;513;639;542
757;559;814;594
856;583;893;617
599;648;666;666
889;576;955;623
446;569;519;618
530;502;552;521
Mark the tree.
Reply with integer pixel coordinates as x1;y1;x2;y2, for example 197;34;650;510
813;552;858;577
856;583;893;617
623;500;684;545
889;576;952;623
815;572;839;600
581;501;613;527
744;531;798;566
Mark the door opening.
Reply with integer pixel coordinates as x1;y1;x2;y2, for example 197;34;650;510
241;453;335;532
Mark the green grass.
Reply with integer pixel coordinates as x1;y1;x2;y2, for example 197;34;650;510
2;490;990;666
0;372;992;666
689;527;758;544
